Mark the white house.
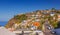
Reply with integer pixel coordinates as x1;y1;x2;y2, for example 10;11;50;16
50;12;55;16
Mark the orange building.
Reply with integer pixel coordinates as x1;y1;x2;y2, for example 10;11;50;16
33;22;40;27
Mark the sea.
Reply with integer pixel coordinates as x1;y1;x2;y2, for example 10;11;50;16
0;21;8;26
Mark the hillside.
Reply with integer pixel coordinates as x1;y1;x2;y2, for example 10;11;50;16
5;8;60;31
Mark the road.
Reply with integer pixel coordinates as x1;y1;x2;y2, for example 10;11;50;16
13;31;44;35
43;21;54;35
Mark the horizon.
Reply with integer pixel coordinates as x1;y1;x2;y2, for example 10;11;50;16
0;0;60;26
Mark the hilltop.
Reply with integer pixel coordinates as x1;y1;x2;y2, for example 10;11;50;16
5;8;60;31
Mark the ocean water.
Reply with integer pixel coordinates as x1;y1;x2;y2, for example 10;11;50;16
0;21;7;26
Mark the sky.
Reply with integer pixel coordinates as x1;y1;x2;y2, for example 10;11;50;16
0;0;60;22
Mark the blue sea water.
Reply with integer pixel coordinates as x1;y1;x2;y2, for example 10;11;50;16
0;21;8;26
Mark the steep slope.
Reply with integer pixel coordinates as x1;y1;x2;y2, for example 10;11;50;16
5;9;60;30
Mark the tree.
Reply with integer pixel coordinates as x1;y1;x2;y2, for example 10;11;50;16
51;8;56;10
51;8;56;12
14;14;27;22
55;21;60;28
56;10;60;14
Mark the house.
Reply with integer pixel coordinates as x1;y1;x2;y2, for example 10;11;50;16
50;12;55;16
58;14;60;21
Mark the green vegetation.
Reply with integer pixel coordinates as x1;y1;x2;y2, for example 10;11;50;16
51;8;56;10
14;14;27;22
5;8;60;30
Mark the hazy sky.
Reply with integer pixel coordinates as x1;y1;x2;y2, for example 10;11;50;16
0;0;60;21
